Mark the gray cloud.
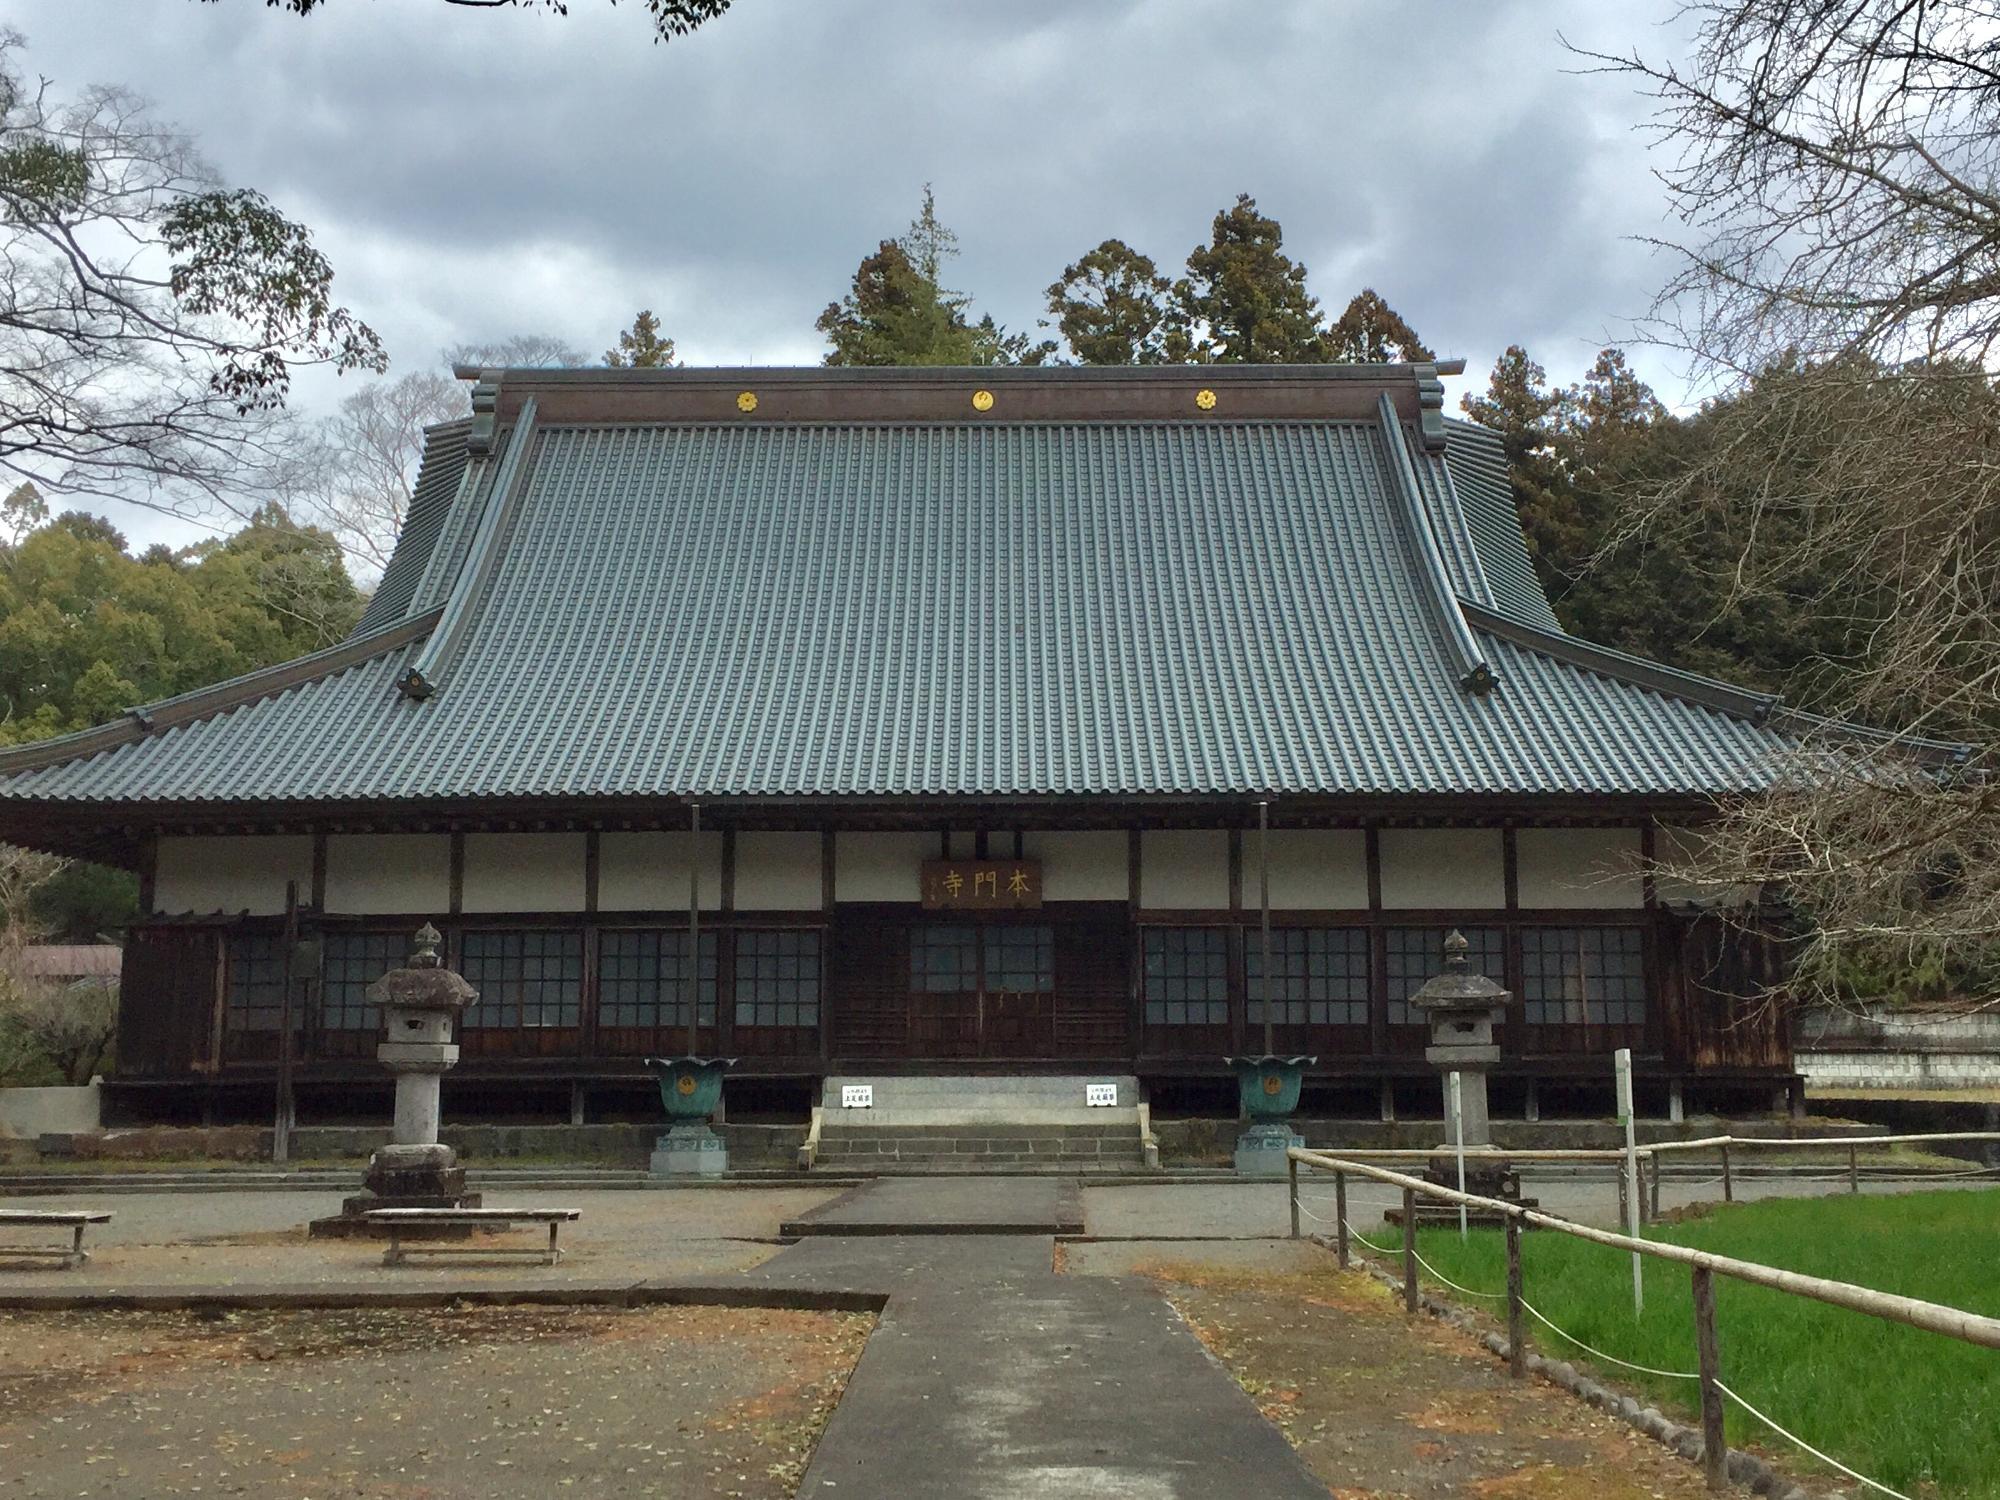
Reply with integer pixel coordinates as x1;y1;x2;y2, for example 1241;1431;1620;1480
17;0;1692;540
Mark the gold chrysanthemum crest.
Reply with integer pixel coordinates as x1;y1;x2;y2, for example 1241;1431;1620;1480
1195;388;1218;411
736;391;759;413
971;389;996;412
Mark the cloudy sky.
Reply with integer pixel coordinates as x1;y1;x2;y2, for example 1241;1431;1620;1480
18;0;1697;544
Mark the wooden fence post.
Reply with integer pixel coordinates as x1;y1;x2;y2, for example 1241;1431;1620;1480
1692;1265;1728;1491
1650;1150;1663;1220
1506;1216;1526;1379
1334;1171;1350;1269
1402;1186;1418;1313
1289;1154;1301;1239
1849;1144;1861;1194
1720;1143;1733;1203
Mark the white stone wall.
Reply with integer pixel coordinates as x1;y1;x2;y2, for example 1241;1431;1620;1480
324;834;451;916
0;1080;102;1138
599;831;723;912
1796;1005;2000;1090
1377;828;1503;909
462;832;587;913
1515;827;1645;909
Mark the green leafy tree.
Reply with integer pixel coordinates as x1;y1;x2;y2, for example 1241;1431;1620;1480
0;504;360;748
202;0;730;43
605;310;678;368
1173;194;1325;363
1323;289;1434;363
819;188;1050;367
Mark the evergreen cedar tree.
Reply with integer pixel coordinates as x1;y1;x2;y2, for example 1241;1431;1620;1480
605;310;678;368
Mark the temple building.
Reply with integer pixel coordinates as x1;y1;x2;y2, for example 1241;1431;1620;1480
0;363;1806;1126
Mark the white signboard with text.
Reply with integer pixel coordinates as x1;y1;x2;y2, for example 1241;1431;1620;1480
1085;1082;1119;1108
841;1084;873;1109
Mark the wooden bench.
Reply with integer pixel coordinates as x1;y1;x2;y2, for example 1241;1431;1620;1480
363;1208;580;1266
0;1209;113;1268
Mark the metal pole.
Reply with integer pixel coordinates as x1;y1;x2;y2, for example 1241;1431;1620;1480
687;802;701;1056
1288;1153;1300;1239
274;881;299;1166
1449;1070;1468;1239
1616;1047;1643;1315
1258;799;1273;1057
1401;1186;1418;1313
1505;1216;1526;1379
1692;1265;1728;1491
1334;1171;1350;1268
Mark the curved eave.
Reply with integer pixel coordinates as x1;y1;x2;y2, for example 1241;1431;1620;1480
0;608;442;777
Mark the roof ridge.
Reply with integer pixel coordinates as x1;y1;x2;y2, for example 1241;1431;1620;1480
1376;394;1494;695
397;399;540;701
1460;598;1777;719
0;608;442;777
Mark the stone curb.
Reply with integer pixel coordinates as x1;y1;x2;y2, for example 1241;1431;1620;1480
1316;1237;1838;1500
0;1280;886;1315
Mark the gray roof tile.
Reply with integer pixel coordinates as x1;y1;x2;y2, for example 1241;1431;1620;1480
0;416;1794;806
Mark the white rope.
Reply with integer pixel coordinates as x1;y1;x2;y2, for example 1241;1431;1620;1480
1409;1244;1506;1300
1343;1217;1399;1257
1519;1298;1700;1381
1718;1381;1914;1500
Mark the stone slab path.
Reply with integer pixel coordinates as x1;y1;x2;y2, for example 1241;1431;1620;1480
755;1178;1328;1499
780;1174;1083;1236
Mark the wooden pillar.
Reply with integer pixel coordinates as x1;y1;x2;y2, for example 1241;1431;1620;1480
1505;1217;1526;1379
1401;1187;1419;1313
1692;1266;1728;1491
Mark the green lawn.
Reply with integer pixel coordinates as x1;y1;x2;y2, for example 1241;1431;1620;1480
1409;1191;2000;1499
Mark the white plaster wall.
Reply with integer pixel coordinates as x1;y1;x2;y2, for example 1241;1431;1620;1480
1516;827;1645;910
462;832;587;913
1021;830;1129;902
736;831;824;911
1654;824;1758;907
324;834;450;916
1378;828;1504;909
834;832;935;902
152;835;313;916
1139;830;1230;910
599;831;723;912
1261;830;1368;910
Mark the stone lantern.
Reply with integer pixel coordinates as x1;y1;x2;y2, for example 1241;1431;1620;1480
311;922;480;1235
1408;929;1509;1148
1404;929;1533;1222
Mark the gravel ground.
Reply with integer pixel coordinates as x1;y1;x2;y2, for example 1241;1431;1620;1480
0;1187;844;1288
0;1303;872;1498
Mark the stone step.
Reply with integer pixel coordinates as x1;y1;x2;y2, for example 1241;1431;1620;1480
822;1073;1142;1127
820;1122;1138;1141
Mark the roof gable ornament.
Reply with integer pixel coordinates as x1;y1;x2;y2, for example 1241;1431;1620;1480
465;370;503;456
1413;363;1449;452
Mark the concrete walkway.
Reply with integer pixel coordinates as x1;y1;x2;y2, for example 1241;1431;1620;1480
754;1177;1328;1499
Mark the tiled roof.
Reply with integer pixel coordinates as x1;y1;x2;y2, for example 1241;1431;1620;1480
0;371;1800;809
